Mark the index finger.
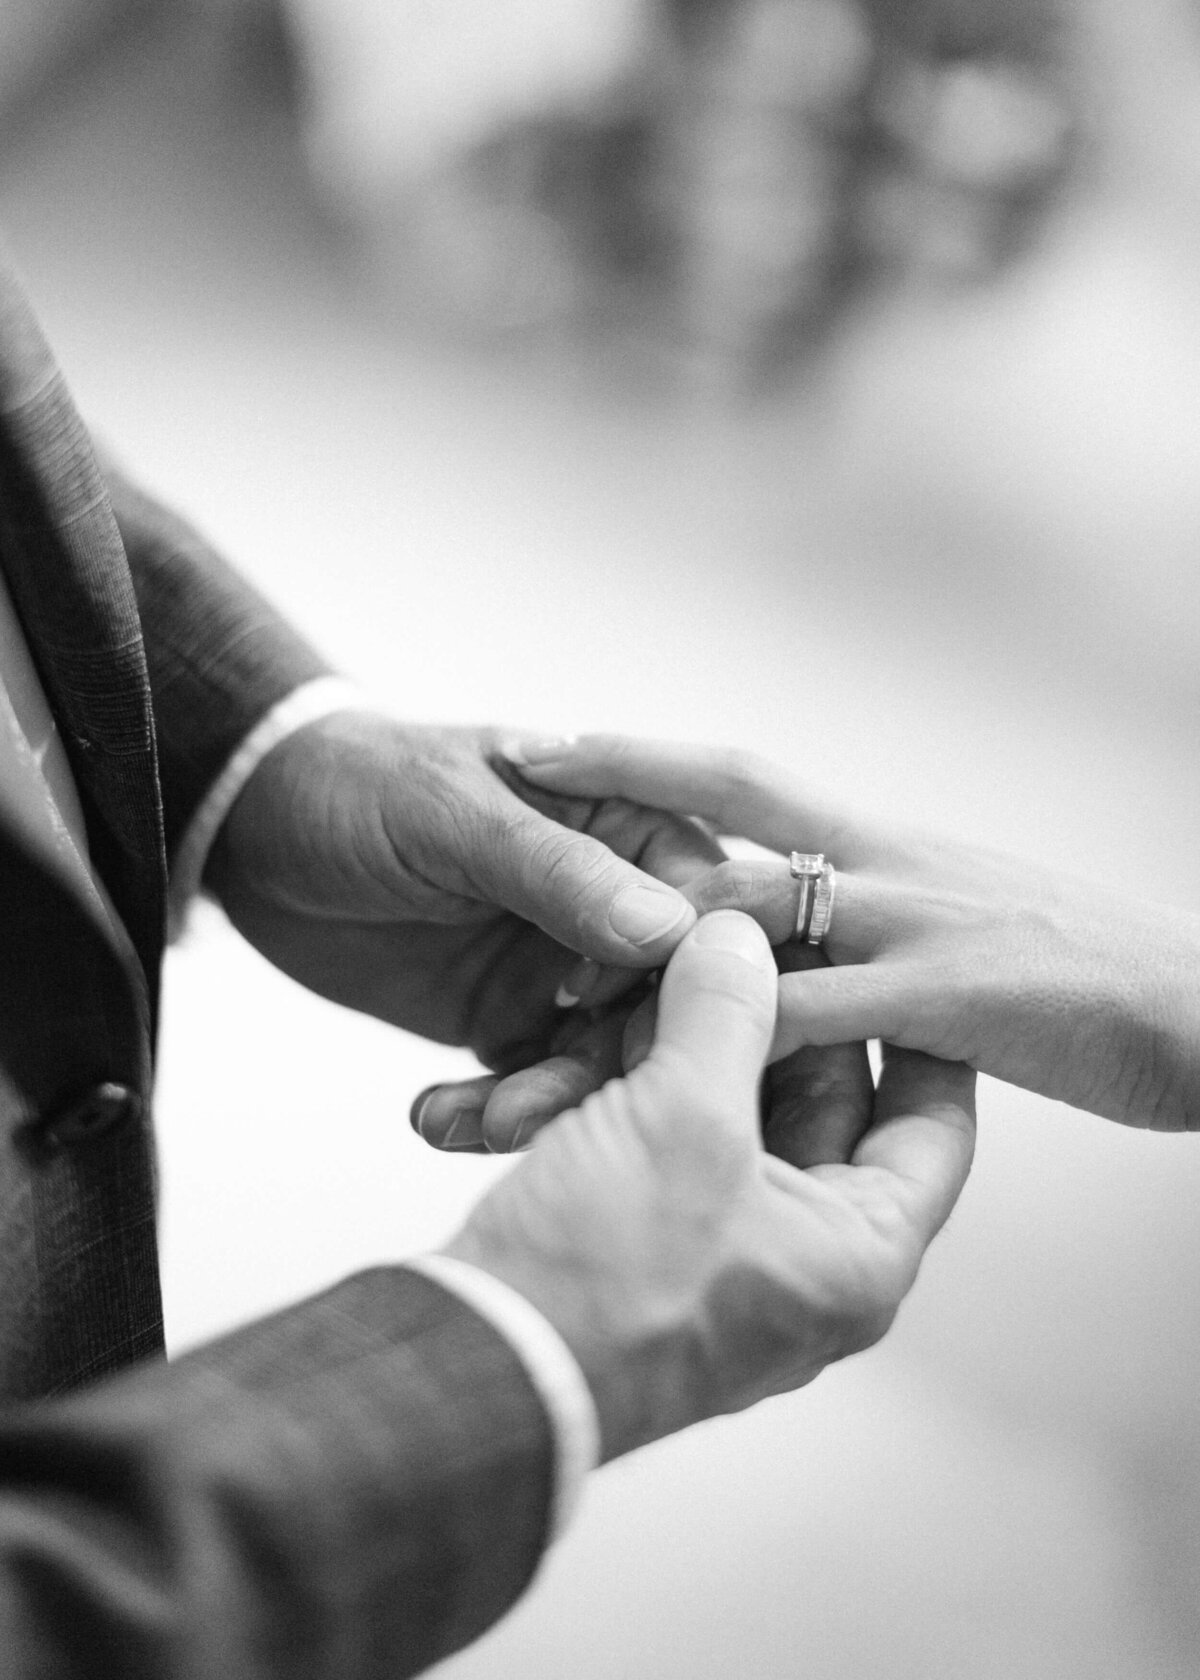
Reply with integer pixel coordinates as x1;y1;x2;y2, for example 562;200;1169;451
503;735;854;861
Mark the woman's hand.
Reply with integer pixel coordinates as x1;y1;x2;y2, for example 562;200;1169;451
502;735;1200;1130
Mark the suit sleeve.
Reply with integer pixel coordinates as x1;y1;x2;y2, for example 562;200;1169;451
100;460;337;862
0;1266;555;1679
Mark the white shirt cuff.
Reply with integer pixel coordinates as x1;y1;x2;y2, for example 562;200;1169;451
402;1253;600;1542
167;675;373;940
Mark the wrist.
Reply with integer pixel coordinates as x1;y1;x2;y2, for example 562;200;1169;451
439;1227;707;1464
201;699;378;902
195;681;374;906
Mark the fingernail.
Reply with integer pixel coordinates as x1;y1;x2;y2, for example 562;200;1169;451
501;734;576;767
411;1086;443;1139
608;884;694;949
558;958;601;1009
438;1108;481;1149
413;1091;483;1149
691;911;769;964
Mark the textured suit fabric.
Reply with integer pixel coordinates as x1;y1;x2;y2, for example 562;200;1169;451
101;459;334;863
0;255;555;1675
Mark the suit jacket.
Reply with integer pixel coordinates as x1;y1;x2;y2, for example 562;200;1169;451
0;260;554;1677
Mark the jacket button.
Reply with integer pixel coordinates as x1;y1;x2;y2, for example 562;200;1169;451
41;1082;141;1150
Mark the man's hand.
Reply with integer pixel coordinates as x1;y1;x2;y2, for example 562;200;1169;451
202;711;717;1137
444;911;977;1461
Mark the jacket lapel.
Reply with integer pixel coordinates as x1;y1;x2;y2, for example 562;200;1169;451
0;261;166;1004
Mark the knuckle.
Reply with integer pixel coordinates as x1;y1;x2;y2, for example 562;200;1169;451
858;878;907;952
697;859;762;916
863;1194;917;1255
519;820;607;901
530;824;597;884
838;1302;899;1357
831;1265;908;1356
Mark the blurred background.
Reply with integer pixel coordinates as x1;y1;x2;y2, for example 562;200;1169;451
3;1;1200;1674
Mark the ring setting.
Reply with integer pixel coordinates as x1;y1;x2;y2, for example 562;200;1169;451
789;851;837;947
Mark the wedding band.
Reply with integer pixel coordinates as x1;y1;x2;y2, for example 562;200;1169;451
807;861;837;947
789;852;824;941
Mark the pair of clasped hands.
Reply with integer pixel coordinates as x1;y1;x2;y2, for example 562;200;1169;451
209;719;1200;1462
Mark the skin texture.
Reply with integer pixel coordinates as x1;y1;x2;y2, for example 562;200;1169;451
502;733;1200;1131
444;912;976;1462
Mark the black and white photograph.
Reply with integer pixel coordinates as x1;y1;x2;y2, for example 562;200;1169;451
0;2;1196;1675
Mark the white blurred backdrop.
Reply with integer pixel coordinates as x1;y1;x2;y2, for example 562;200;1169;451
2;2;1200;1676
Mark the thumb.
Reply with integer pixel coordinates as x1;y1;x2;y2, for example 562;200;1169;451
641;911;779;1133
483;802;697;966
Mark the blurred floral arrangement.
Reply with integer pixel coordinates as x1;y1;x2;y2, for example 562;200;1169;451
0;0;1081;371
278;0;1079;371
